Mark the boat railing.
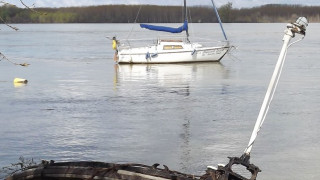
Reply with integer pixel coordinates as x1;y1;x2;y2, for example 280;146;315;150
117;35;188;50
117;36;229;50
156;35;189;43
118;38;157;50
156;36;229;47
190;37;229;47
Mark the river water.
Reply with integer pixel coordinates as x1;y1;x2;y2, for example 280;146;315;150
0;23;319;179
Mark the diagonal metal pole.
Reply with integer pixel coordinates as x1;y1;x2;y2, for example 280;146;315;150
243;17;308;157
210;0;228;41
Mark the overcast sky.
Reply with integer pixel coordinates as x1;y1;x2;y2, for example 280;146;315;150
5;0;320;8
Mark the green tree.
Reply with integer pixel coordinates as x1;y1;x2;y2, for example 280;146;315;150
218;2;234;23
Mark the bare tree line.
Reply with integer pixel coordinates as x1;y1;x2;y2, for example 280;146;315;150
1;3;320;24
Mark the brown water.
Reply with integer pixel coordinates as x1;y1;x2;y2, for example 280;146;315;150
0;23;319;179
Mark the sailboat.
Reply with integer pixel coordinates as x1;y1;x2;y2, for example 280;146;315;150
6;17;308;180
112;0;231;64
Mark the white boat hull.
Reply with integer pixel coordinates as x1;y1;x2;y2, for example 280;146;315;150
116;41;229;64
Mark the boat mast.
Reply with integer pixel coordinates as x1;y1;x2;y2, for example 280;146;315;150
210;0;228;41
184;0;189;38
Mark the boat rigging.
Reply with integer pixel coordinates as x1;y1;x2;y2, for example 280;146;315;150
111;0;231;64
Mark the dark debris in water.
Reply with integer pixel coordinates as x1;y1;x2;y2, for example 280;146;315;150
5;156;260;180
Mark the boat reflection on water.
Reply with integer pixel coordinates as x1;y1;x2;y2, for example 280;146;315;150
113;62;229;97
112;62;230;172
113;63;231;174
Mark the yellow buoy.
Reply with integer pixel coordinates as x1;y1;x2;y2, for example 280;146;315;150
13;78;28;84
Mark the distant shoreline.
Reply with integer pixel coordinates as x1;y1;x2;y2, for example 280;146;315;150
1;4;319;23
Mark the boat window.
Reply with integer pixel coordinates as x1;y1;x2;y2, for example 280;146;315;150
160;39;183;42
163;45;183;50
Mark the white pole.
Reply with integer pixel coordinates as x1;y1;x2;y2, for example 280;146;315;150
244;29;294;155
